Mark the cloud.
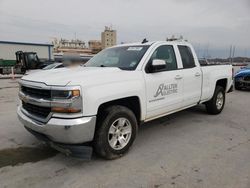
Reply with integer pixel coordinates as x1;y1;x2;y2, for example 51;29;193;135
0;0;249;57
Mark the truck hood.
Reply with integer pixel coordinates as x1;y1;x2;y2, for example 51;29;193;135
21;66;124;86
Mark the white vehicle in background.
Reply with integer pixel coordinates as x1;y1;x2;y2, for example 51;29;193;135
25;63;64;75
17;41;233;159
42;62;64;70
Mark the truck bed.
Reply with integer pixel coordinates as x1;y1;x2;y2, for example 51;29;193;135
200;62;230;66
200;64;233;102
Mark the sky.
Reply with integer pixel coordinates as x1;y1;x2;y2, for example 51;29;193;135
0;0;249;58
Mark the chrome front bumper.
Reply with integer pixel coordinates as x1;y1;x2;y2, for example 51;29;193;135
17;106;96;144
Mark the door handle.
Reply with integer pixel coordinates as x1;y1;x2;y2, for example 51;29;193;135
195;72;201;77
175;75;183;80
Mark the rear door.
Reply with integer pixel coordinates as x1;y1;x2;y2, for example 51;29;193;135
177;45;202;107
144;45;183;120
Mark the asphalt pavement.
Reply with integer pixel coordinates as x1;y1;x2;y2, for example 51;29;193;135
0;79;249;188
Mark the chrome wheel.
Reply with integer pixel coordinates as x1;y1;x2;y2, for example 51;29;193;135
108;118;132;150
216;92;224;110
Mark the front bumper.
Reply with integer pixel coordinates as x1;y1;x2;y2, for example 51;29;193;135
17;106;96;144
24;126;93;159
235;80;250;88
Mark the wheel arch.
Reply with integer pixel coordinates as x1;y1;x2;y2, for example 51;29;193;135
216;78;228;91
97;96;142;125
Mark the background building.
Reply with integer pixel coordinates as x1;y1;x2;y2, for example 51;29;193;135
0;41;53;61
101;26;117;49
88;40;102;53
53;38;86;49
53;38;92;54
53;26;117;55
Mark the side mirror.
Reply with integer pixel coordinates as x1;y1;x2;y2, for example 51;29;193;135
150;59;166;73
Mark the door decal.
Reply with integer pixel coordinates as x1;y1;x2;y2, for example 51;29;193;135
149;83;178;103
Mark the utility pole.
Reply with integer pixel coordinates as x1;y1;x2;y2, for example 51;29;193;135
244;48;247;62
205;43;210;59
229;45;232;63
197;43;200;59
232;46;236;63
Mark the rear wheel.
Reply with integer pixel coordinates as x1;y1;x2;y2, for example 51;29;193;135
206;86;225;115
94;105;138;159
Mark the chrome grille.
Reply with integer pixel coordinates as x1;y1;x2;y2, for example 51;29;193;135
243;76;250;81
21;86;51;99
22;101;51;118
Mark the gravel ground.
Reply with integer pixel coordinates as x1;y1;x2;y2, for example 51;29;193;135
0;79;249;188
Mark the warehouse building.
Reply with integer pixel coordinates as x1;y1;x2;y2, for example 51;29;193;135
0;41;54;61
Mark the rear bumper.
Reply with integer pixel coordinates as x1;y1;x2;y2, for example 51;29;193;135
17;106;96;144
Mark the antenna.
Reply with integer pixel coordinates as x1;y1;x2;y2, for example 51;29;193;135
142;38;148;44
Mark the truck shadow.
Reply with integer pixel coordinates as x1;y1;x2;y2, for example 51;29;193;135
92;105;209;161
0;146;58;168
236;88;250;92
141;104;207;127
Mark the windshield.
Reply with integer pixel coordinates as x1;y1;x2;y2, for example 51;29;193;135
85;45;149;70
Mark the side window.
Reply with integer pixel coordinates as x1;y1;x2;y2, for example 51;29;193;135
178;46;195;69
147;45;177;72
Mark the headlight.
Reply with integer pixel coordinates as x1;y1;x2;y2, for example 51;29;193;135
51;89;80;99
51;89;82;114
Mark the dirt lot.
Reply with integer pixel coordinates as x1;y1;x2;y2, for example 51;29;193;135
0;79;249;188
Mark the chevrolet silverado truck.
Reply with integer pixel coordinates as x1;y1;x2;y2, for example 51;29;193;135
17;41;233;159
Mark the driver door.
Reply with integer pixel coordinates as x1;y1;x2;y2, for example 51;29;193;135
144;45;183;120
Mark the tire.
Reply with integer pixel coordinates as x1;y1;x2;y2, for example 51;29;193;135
94;105;138;160
205;86;225;115
235;82;241;90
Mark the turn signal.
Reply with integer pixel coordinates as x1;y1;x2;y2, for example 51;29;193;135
52;107;81;113
72;90;80;97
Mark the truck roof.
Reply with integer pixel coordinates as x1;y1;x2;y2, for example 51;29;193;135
114;40;190;48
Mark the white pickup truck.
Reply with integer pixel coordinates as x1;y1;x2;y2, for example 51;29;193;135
17;41;233;159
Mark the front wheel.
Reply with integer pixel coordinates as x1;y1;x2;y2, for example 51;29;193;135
94;105;138;159
205;86;225;115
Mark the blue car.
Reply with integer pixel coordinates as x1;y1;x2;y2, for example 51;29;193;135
234;64;250;90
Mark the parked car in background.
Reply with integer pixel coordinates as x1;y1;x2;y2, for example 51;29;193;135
42;62;64;70
25;63;64;75
234;64;250;90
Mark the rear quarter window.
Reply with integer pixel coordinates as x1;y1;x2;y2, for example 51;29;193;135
178;46;196;69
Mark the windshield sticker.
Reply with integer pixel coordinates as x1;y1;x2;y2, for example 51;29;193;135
149;83;178;103
129;61;137;67
127;47;143;51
